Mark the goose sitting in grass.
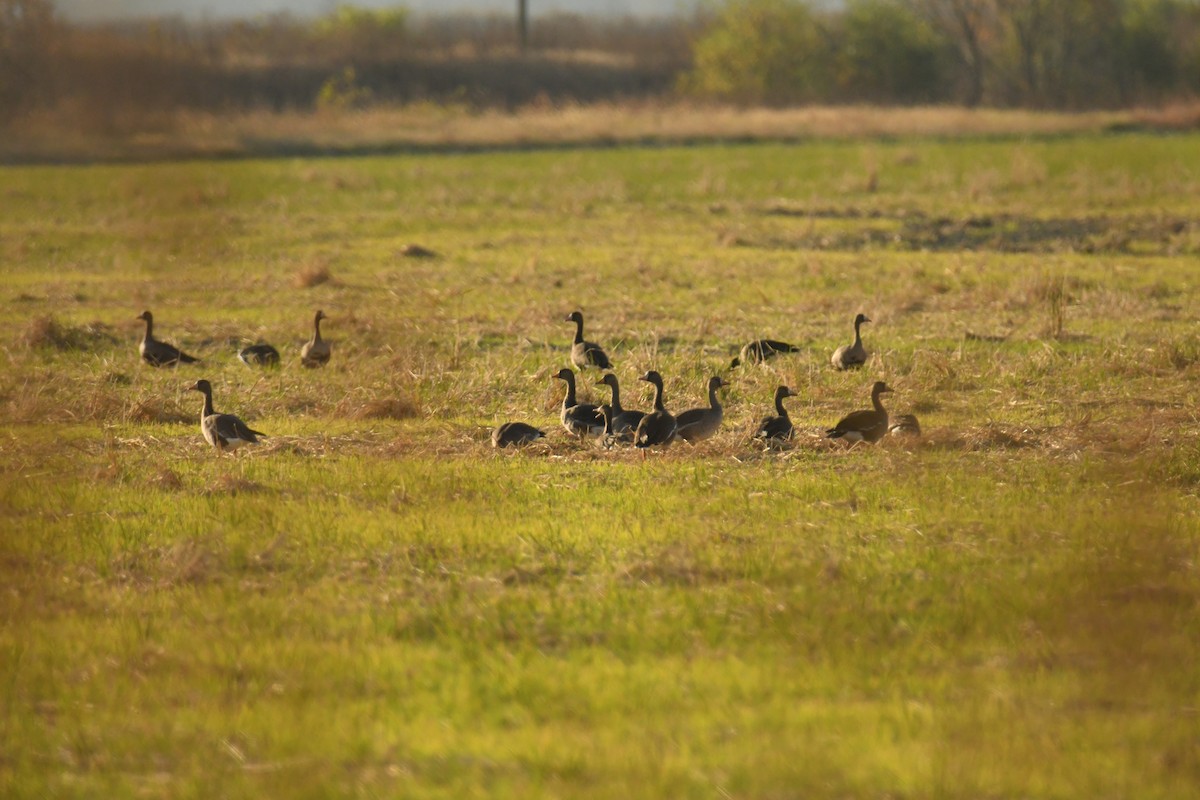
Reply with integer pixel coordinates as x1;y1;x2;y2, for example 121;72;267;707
300;310;331;368
491;421;546;448
831;313;870;370
754;385;797;443
238;343;280;367
826;381;893;444
565;310;611;370
188;379;266;456
137;311;200;367
554;367;604;437
634;370;676;454
595;373;644;441
674;376;729;443
730;339;801;368
889;414;922;437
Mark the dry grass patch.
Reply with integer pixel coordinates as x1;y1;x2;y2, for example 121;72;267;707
293;259;334;289
17;316;119;352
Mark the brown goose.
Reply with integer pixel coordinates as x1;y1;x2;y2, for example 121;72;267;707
491;421;546;448
595;373;645;441
565;310;611;370
826;381;893;443
730;339;801;368
634;370;676;453
238;343;280;367
554;367;605;437
300;310;331;368
674;376;729;443
755;385;797;442
188;379;266;455
137;311;200;367
831;313;870;370
889;414;922;437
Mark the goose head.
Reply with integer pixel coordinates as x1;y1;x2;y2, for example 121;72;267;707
871;381;894;396
709;376;730;391
137;310;153;323
187;379;213;395
775;385;795;400
596;373;618;389
554;367;576;383
855;313;871;326
315;310;327;322
565;310;584;324
638;370;663;388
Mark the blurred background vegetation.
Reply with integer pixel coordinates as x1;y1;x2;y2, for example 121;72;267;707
2;0;1200;137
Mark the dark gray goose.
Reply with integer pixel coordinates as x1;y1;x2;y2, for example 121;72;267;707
730;339;801;368
826;381;893;444
831;313;871;370
889;414;922;437
554;367;605;437
674;376;729;443
755;385;797;442
137;311;199;367
595;373;645;441
300;310;331;368
238;343;280;367
634;370;676;453
565;310;611;370
188;379;266;455
491;421;546;448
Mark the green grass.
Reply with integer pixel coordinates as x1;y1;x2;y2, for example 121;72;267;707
2;132;1200;798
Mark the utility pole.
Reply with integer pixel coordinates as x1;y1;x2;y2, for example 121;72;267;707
518;0;528;53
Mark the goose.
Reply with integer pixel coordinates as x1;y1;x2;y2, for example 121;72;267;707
831;313;871;370
889;414;922;437
826;381;893;444
238;343;280;367
491;421;546;448
300;310;331;368
554;367;604;437
595;373;645;440
137;311;200;367
565;310;611;370
633;370;676;452
754;385;797;442
187;379;266;455
730;339;801;368
674;376;729;443
593;405;621;449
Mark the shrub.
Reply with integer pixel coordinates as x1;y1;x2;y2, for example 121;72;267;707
837;0;952;103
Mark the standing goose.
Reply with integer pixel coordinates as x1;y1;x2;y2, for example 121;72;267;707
595;373;645;440
889;414;922;437
491;421;546;448
238;343;280;367
187;379;266;455
565;310;612;370
755;385;797;442
831;313;871;370
300;310;331;368
554;367;605;437
730;339;801;368
137;311;200;367
826;381;893;444
633;370;676;452
674;376;729;443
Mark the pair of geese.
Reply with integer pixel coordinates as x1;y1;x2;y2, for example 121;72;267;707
137;310;332;370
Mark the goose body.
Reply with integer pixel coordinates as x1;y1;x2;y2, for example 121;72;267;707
634;370;676;451
491;421;546;448
238;343;280;367
755;385;796;442
831;313;870;370
188;379;266;455
889;414;922;437
137;311;199;367
595;373;644;441
554;367;605;437
565;311;611;370
674;376;729;443
826;381;893;444
731;339;801;368
300;310;331;368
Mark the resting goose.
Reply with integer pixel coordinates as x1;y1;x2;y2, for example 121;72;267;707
137;311;200;367
188;379;266;455
755;385;796;442
300;310;331;368
634;370;676;452
889;414;922;437
730;339;801;368
595;373;644;441
491;421;546;448
554;367;604;437
238;343;280;367
826;381;893;444
831;313;871;370
565;310;611;370
674;376;729;443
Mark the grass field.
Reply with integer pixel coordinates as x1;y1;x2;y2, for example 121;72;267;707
2;129;1200;798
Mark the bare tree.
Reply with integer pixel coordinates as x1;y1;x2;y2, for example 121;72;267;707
907;0;995;106
0;0;58;121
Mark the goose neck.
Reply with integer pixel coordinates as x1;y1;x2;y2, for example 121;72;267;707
607;380;622;413
852;318;863;346
561;375;577;408
313;314;324;341
572;316;584;344
775;392;789;417
708;382;722;411
652;380;665;412
872;389;888;415
199;387;214;418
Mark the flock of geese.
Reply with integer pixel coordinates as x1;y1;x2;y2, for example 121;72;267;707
136;306;918;457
